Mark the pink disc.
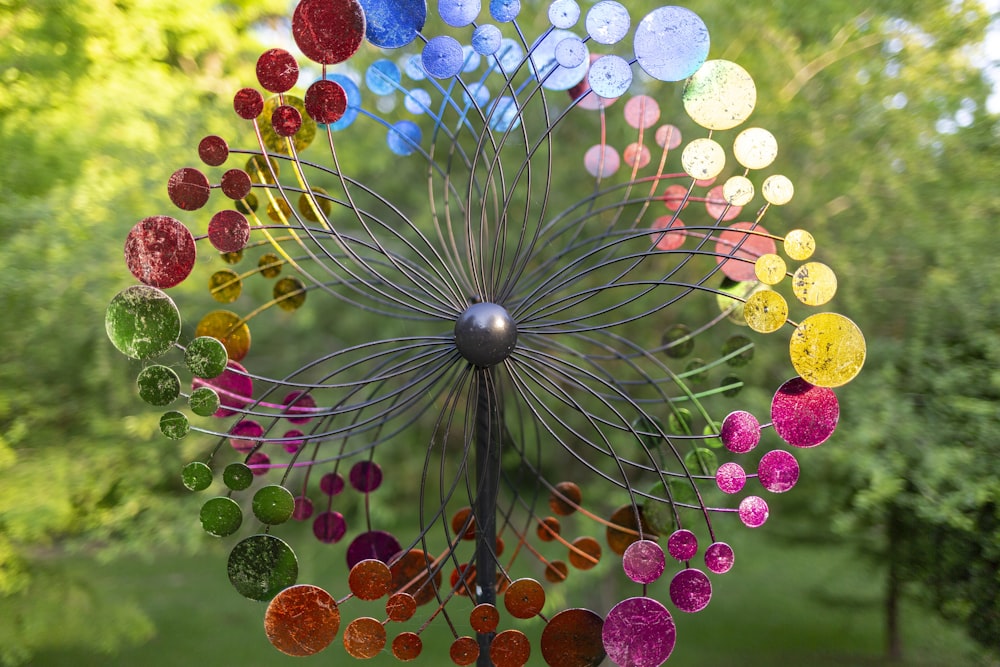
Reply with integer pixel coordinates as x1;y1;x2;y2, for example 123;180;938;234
622;540;665;584
720;410;760;454
283;391;317;424
704;542;734;574
661;184;689;211
193;360;252;417
283;429;304;454
293;495;314;521
350;461;383;493
669;569;712;613
757;450;800;493
314;511;347;543
198;135;229;166
167;167;211;211
650;215;686;250
623;95;660;129
293;0;366;65
654;124;682;149
257;48;299;93
771;377;840;447
220;169;252;200
346;530;401;568
666;529;698;561
271;104;302;137
320;472;345;496
305;79;348;124
208;210;250;253
234;87;264;119
623;142;651;169
738;496;769;528
229;419;264;453
247;451;271;476
715;462;746;494
602;597;676;667
583;144;620;178
714;222;775;281
704;185;743;221
124;216;196;288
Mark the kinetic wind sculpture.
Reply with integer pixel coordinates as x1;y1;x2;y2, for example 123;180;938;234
105;0;867;665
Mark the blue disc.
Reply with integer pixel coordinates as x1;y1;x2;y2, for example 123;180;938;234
462;45;481;72
496;38;523;72
528;29;588;91
358;0;426;48
555;36;587;68
403;54;426;80
320;73;361;130
587;54;632;98
422;35;465;79
439;0;480;27
472;24;502;55
548;0;580;28
404;88;432;114
463;82;491;108
489;0;520;22
489;96;522;132
365;59;401;95
586;1;630;45
633;6;710;82
387;120;422;155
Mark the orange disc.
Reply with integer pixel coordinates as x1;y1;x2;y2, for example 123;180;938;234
540;608;606;667
386;592;417;622
450;636;480;666
606;505;655;555
349;558;393;600
544;560;569;583
390;549;442;606
537;516;561;542
392;632;423;661
264;584;340;657
490;629;531;667
343;617;386;659
503;578;545;619
470;603;500;634
549;481;582;515
450;563;477;598
568;536;602;570
451;507;476;539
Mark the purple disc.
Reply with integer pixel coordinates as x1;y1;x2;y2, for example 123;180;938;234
282;429;304;453
283;391;317;424
346;530;401;568
704;542;734;574
602;597;676;667
207;210;250;253
256;48;299;93
757;450;800;493
738;496;769;528
125;216;196;289
229;419;263;453
313;511;347;543
771;377;839;447
271;104;303;137
247;452;270;476
293;496;314;521
198;135;229;166
193;360;252;417
319;472;344;496
234;87;264;119
669;568;712;613
720;410;760;453
350;461;383;493
167;167;211;211
220;169;253;200
715;462;746;494
305;79;347;124
622;540;665;584
666;529;698;561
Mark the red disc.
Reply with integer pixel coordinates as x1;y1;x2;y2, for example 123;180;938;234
271;104;303;137
220;169;252;200
167;167;210;211
293;0;366;65
256;48;299;93
124;216;196;288
207;210;250;253
305;79;348;124
233;87;264;120
198;135;229;166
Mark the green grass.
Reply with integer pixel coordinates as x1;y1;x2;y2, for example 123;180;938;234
33;528;996;667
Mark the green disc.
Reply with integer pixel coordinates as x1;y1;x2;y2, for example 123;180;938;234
137;365;181;406
182;461;213;491
631;415;664;450
228;534;298;601
159;411;190;439
185;336;229;379
702;422;723;449
722;335;754;367
668;408;693;435
224;462;254;491
189;386;221;417
106;285;181;360
200;496;243;537
662;323;694;358
252;485;295;525
684;447;718;475
644;480;697;534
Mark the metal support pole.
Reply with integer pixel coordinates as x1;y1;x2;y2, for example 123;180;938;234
474;368;500;666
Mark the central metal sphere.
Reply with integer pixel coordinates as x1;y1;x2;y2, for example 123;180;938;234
454;302;517;367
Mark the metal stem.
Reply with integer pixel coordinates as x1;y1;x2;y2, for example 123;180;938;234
474;368;500;666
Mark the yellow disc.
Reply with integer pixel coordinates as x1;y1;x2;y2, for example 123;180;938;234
681;138;726;180
723;176;754;206
195;310;251;362
259;253;283;279
743;289;788;333
717;280;768;325
783;229;815;260
299;188;331;223
209;270;242;303
268;197;293;224
754;254;786;285
792;262;837;306
733;127;777;170
762;175;794;205
789;313;866;387
683;60;757;131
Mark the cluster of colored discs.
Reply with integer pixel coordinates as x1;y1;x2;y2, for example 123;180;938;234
104;0;867;665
